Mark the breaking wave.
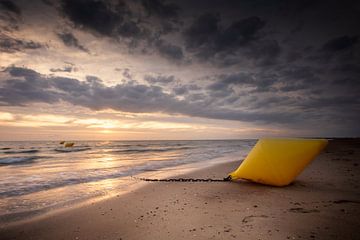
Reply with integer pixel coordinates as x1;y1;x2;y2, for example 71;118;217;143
54;147;92;153
3;149;39;154
0;156;40;165
111;146;193;154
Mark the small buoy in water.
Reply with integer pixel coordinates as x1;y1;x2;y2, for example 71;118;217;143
64;142;74;148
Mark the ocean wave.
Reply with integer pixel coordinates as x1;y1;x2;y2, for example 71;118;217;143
3;149;39;154
54;147;92;153
112;146;193;154
0;156;40;165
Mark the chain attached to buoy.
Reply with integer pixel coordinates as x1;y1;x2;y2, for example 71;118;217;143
135;176;232;182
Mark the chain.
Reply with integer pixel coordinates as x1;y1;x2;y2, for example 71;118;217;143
135;176;231;182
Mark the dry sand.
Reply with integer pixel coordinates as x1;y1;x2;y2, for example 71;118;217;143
1;139;359;240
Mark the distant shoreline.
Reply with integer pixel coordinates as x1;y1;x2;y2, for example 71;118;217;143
0;137;359;142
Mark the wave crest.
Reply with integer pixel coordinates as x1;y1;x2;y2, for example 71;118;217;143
0;156;40;165
3;149;39;154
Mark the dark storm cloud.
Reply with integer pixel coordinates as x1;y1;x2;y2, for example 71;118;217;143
58;1;272;65
61;0;124;36
0;0;21;15
300;95;360;110
183;13;220;50
141;0;179;19
60;0;182;60
0;67;56;105
140;0;181;35
7;67;40;78
171;83;201;96
244;40;281;66
215;16;265;49
272;65;321;93
173;85;188;95
57;31;89;53
1;1;360;135
322;35;358;52
207;71;278;93
60;0;151;41
0;67;305;124
155;39;184;61
247;95;294;110
1;67;360;132
117;20;142;38
0;0;22;31
207;72;254;91
58;0;278;64
0;33;42;53
184;14;266;60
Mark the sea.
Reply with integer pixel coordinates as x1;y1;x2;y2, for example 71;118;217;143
0;140;255;224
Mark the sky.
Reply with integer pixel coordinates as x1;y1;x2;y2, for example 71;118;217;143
0;0;359;140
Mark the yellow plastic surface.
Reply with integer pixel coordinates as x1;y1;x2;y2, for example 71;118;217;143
229;138;328;186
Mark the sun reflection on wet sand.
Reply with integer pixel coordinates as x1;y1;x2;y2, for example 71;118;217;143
0;140;253;224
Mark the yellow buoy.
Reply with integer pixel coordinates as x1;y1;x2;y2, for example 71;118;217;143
228;138;328;186
64;142;74;148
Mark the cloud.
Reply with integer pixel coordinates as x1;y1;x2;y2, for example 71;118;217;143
183;13;269;65
0;33;42;53
7;67;40;77
206;71;278;93
56;31;89;53
183;12;220;50
117;20;143;38
155;39;184;61
0;0;21;15
140;0;180;34
114;68;133;79
0;67;303;124
60;0;181;60
137;0;182;34
1;66;360;133
50;64;75;73
144;74;175;85
0;0;22;31
207;72;254;91
215;16;266;49
122;68;132;79
322;35;358;52
184;14;266;53
61;0;147;40
61;0;125;36
0;67;57;105
244;40;281;66
50;67;72;73
141;0;179;19
173;85;188;95
1;0;359;137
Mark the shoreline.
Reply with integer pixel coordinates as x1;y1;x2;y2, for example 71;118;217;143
0;151;246;227
1;139;359;239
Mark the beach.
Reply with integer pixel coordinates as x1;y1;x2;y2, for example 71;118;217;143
1;139;359;240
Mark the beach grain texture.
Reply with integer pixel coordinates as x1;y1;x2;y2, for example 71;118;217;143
1;139;359;240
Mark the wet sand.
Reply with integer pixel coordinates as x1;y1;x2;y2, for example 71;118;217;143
1;139;359;239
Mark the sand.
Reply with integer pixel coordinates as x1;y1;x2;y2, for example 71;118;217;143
1;139;359;240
